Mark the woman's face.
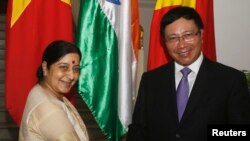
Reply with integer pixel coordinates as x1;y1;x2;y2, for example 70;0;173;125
42;53;80;96
164;18;203;66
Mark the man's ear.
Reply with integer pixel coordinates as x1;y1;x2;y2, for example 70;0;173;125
200;29;204;43
42;61;48;76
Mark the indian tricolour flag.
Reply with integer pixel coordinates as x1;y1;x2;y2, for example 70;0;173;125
76;0;139;140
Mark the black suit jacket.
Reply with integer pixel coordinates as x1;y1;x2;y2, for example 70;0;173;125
127;57;250;141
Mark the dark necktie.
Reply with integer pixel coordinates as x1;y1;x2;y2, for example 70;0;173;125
176;67;192;121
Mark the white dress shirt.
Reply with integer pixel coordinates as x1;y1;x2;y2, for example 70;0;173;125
175;53;204;97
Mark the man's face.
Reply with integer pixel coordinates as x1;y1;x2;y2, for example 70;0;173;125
164;18;203;66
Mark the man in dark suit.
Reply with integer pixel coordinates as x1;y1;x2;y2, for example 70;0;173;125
127;6;250;141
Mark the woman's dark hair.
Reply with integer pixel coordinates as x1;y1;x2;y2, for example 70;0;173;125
160;6;204;41
36;40;82;82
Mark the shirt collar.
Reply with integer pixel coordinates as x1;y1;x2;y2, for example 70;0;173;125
175;53;204;74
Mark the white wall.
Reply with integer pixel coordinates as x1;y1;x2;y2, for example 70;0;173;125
139;0;250;71
214;0;250;71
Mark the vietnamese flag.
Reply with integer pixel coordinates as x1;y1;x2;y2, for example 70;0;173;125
147;0;216;70
5;0;73;126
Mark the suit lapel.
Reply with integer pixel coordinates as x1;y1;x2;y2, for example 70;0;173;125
180;58;211;122
164;62;180;123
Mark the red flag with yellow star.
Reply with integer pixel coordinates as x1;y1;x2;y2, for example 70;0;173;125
147;0;216;70
5;0;73;126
